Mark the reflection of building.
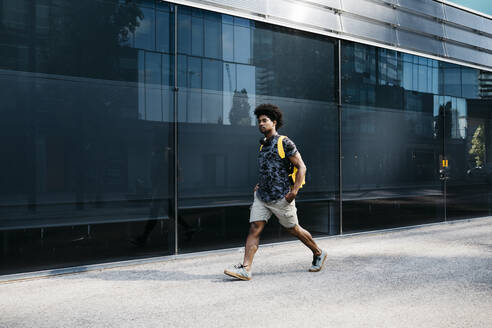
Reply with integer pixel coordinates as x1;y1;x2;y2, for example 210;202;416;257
479;71;492;99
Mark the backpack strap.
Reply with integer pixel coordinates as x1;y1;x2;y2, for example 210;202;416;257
277;136;286;158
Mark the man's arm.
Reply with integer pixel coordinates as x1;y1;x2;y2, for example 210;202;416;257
285;152;306;203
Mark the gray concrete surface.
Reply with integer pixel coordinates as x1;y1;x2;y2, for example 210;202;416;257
1;218;491;328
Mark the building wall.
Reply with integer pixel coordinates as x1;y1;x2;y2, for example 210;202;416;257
0;0;491;274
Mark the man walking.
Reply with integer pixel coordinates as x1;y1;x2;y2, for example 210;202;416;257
224;104;327;281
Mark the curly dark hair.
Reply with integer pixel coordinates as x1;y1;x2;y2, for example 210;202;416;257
254;104;283;130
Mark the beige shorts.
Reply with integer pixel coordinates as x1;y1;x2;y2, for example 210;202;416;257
250;191;299;228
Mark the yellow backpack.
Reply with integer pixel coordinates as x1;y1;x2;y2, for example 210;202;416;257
260;135;305;188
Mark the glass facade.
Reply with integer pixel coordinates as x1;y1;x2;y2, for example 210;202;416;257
0;0;490;274
341;43;491;231
0;0;176;274
341;44;443;231
175;8;339;252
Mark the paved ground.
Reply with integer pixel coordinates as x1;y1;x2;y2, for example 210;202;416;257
1;217;491;328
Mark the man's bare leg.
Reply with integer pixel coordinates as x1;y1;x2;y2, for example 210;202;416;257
242;221;266;271
286;224;321;256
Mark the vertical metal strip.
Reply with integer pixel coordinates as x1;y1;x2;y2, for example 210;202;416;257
338;39;343;235
173;5;179;255
443;97;447;222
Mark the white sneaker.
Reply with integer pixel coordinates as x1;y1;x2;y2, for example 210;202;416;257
224;264;252;281
309;250;327;272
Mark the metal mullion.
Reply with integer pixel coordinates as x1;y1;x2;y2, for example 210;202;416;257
338;39;343;235
443;97;447;222
173;5;179;255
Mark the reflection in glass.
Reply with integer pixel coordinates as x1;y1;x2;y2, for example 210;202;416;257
177;9;339;253
0;0;174;274
157;7;171;53
445;68;492;220
2;1;490;275
222;23;234;62
191;16;204;57
204;17;221;59
178;7;192;54
342;41;491;229
135;7;156;51
234;25;251;64
342;41;443;232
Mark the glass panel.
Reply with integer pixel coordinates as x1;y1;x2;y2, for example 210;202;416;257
444;5;484;32
397;30;444;56
204;16;221;59
191;16;204;57
481;36;492;54
177;11;339;253
342;0;397;25
162;54;174;123
145;52;163;121
441;63;462;97
443;67;492;220
341;41;443;232
418;61;428;93
199;0;267;13
268;0;341;32
397;11;444;38
482;18;492;41
444;25;484;51
461;68;479;99
402;57;413;90
135;6;156;51
202;58;223;123
433;65;439;95
304;0;341;9
234;25;251;64
156;7;171;53
0;0;175;275
341;15;397;45
178;7;191;54
234;17;250;28
445;43;491;69
222;14;234;25
398;0;445;18
222;23;234;62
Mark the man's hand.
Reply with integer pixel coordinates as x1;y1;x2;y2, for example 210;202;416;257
284;190;298;203
254;184;259;192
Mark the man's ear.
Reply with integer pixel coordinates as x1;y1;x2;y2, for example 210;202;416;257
272;120;277;128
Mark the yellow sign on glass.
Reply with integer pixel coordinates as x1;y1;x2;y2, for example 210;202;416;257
442;160;448;168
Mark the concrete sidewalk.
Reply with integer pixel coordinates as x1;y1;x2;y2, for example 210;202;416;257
1;218;491;328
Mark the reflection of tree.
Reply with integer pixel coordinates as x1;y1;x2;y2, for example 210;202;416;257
229;88;251;126
470;124;485;167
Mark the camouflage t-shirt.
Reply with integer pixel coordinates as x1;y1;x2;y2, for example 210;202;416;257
257;134;298;202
